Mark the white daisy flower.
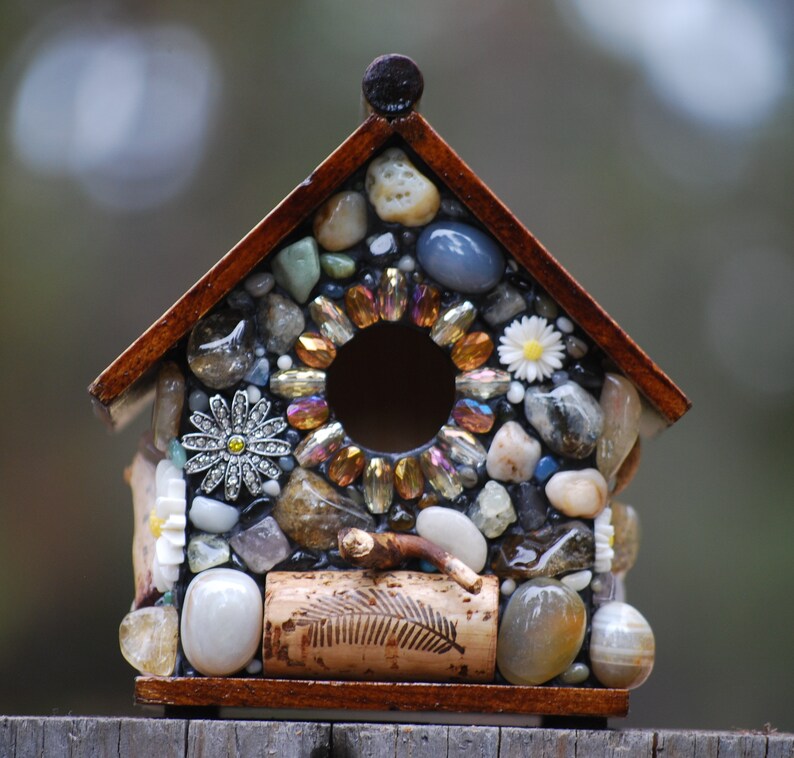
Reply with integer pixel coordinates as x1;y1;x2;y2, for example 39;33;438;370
594;506;615;574
497;315;565;382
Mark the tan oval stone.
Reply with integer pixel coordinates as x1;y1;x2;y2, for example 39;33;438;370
590;601;655;689
313;191;368;251
597;373;642;482
496;578;586;685
366;147;440;226
545;468;608;518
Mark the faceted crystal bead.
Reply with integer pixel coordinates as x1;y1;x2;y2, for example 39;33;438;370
309;296;355;345
286;396;329;430
451;331;493;370
419;446;463;500
364;457;394;514
436;425;487;467
411;284;441;327
270;368;326;399
451;398;495;433
378;268;408;321
394;457;424;500
456;368;511;400
430;301;476;346
295;332;337;368
328;446;365;487
344;285;379;328
293;422;345;467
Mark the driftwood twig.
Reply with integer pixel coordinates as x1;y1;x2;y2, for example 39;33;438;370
338;528;482;594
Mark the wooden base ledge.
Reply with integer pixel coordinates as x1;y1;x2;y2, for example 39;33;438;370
135;677;629;718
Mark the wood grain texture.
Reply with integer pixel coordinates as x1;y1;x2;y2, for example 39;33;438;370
134;677;629;717
89;105;689;429
0;718;791;757
263;571;498;683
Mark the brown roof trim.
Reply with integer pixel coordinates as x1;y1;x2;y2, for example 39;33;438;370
88;114;393;419
394;112;690;424
90;110;689;428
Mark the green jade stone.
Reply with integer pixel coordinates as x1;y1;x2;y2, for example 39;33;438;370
320;253;356;279
167;438;187;469
272;237;321;303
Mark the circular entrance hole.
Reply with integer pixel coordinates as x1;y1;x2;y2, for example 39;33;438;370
326;323;456;453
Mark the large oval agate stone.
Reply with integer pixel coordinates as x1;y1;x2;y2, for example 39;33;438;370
417;222;505;294
496;577;586;685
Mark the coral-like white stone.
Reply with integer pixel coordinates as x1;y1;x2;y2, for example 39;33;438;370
486;421;541;483
181;569;263;677
545;468;608;518
590;601;655;689
416;506;488;573
366;148;440;227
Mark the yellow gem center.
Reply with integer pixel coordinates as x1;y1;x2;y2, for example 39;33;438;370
523;339;544;361
227;435;246;455
149;510;164;538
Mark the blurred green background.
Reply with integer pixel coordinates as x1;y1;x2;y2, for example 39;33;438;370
1;0;792;730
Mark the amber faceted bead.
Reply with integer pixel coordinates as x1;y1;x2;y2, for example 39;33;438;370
451;331;493;370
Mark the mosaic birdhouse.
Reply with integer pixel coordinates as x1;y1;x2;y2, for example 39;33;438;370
90;56;689;718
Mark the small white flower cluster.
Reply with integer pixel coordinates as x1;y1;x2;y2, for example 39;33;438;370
151;459;186;593
594;506;615;574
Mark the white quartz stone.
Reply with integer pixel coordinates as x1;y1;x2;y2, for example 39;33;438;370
545;468;609;518
189;496;239;534
467;480;517;538
181;568;263;677
486;421;541;483
415;506;488;573
276;355;293;370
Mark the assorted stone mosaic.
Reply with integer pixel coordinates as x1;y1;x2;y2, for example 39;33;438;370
119;144;658;690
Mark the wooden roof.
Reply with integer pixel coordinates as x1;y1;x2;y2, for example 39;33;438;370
89;102;690;429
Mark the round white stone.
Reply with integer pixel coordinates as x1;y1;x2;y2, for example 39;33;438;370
276;355;293;370
545;468;608;518
415;506;488;573
246;384;262;404
500;578;517;597
263;480;281;497
507;381;526;404
397;255;416;272
560;569;593;592
181;569;263;676
189;496;239;534
486;421;541;483
556;316;574;334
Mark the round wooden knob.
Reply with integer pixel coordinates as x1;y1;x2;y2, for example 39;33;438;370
362;54;424;117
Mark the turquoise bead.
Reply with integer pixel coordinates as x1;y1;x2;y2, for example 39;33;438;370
167;438;187;469
417;222;505;294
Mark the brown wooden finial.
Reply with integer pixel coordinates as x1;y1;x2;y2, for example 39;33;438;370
362;54;423;117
